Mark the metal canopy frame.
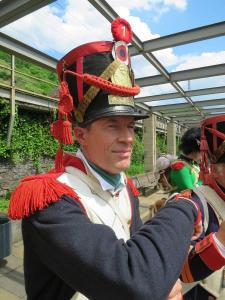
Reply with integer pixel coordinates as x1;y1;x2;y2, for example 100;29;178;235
0;0;225;127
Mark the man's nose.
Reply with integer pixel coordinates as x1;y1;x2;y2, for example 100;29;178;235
118;128;134;143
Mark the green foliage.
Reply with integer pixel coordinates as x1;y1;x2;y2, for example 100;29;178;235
126;164;144;176
131;134;144;165
156;133;167;154
0;99;78;166
0;49;58;96
0;199;9;213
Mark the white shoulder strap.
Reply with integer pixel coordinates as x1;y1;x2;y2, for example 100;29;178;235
193;187;210;231
194;185;225;225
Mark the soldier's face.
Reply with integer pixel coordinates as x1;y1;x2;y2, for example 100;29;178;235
211;163;225;188
75;116;135;174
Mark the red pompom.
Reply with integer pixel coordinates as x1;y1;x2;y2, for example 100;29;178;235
111;17;133;43
171;162;185;170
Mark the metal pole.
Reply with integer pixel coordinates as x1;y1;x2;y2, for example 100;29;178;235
7;54;16;146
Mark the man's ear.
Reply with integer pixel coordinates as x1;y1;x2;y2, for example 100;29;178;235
74;127;88;146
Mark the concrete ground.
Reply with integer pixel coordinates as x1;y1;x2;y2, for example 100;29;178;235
0;189;169;299
0;241;25;299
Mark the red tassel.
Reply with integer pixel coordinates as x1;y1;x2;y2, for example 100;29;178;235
51;117;73;145
55;147;64;172
8;174;80;220
127;177;140;197
61;119;73;144
58;81;73;114
51;119;63;141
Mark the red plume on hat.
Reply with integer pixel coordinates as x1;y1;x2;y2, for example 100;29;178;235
111;17;133;43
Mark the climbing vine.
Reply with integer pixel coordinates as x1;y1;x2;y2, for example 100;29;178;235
0;98;78;167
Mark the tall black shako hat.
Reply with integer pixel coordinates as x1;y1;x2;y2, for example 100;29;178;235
53;18;148;136
51;17;148;171
200;115;225;199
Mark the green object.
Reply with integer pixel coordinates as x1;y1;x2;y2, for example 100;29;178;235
169;160;202;192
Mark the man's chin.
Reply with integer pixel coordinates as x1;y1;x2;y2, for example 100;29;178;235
114;161;131;172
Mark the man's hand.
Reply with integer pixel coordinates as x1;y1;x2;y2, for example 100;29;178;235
215;220;225;246
191;219;203;241
167;279;183;300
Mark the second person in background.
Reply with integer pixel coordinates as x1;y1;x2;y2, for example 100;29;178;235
169;127;202;192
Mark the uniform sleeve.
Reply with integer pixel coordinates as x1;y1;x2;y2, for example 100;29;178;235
180;201;225;283
22;195;197;300
170;166;194;191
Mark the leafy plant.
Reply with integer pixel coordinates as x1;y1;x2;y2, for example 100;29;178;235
0;198;9;213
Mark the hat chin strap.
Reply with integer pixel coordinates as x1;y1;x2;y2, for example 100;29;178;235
208;176;225;201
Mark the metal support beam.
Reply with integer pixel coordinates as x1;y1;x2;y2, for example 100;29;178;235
129;21;225;56
172;115;203;121
162;110;199;117
136;64;225;87
152;98;225;112
7;54;16;146
0;32;57;70
0;0;56;28
135;86;225;103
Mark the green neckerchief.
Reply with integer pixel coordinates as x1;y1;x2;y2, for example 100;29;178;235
87;160;122;189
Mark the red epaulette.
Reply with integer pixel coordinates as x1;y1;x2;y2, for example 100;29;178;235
171;161;185;170
8;172;80;220
127;177;140;197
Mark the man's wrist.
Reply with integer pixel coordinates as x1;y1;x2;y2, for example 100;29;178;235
174;195;201;225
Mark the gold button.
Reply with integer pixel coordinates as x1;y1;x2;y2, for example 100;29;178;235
127;220;131;225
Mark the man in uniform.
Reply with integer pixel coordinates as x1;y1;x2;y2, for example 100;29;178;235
8;18;217;300
178;115;225;300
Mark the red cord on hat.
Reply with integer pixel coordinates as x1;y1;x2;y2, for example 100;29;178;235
64;70;140;97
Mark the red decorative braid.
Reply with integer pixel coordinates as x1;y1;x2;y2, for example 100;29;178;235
64;70;140;97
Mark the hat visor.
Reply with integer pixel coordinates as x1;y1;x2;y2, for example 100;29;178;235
80;105;149;126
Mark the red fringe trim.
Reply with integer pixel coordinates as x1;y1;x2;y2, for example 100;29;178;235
127;177;140;197
8;173;80;220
